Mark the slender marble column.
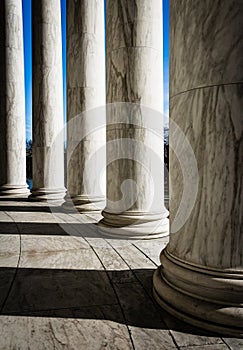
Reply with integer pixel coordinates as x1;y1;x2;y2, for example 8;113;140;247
30;0;65;202
64;0;106;212
153;0;243;337
0;0;29;196
98;0;169;238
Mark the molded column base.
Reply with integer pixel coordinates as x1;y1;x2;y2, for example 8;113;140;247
98;210;169;239
62;194;105;213
29;187;66;203
153;249;243;337
0;184;29;197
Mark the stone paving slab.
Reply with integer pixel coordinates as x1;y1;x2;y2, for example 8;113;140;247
0;199;242;349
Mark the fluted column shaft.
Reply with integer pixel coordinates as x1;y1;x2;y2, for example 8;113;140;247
98;0;169;238
153;0;243;337
30;0;65;202
0;0;28;196
65;0;106;212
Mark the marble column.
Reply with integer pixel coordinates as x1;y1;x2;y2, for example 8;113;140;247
30;0;65;202
98;0;169;238
64;0;106;212
0;0;29;196
153;0;243;337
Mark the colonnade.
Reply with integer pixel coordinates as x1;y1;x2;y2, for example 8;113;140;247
0;0;242;337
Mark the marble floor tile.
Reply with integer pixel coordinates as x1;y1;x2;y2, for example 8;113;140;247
6;211;59;223
0;235;20;268
113;281;176;349
222;338;243;350
0;211;14;222
20;234;89;253
163;313;224;348
19;249;103;270
0;311;132;350
110;244;157;270
133;239;168;266
2;268;118;314
0;222;19;234
180;345;229;350
0;268;17;311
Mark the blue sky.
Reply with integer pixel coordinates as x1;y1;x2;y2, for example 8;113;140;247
23;0;169;140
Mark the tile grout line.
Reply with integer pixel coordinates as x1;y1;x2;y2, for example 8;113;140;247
104;239;180;349
0;211;22;314
56;211;136;350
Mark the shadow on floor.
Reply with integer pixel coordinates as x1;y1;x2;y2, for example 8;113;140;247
0;266;223;338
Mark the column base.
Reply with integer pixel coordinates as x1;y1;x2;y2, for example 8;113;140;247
98;210;169;239
62;194;105;213
0;184;29;197
29;188;66;203
153;249;243;337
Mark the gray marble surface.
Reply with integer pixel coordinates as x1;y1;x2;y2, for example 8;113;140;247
0;0;28;195
0;198;241;349
100;0;168;238
66;0;106;212
170;0;243;97
154;0;243;338
31;0;65;201
169;84;243;269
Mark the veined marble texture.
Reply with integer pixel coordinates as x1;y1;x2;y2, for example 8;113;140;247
106;0;162;53
169;84;243;270
31;0;65;200
153;0;243;337
66;0;106;211
99;0;168;238
0;0;28;194
170;0;243;96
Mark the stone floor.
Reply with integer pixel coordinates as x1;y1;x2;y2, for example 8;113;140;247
0;198;242;350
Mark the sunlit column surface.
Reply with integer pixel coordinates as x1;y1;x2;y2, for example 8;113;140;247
98;0;169;238
153;0;243;337
64;0;106;212
30;0;65;202
0;0;29;196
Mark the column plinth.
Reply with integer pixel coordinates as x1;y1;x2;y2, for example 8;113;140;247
0;0;29;197
153;250;243;337
153;0;243;337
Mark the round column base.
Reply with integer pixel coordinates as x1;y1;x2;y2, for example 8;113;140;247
0;184;29;197
153;249;243;338
98;210;169;239
29;188;66;203
62;195;105;213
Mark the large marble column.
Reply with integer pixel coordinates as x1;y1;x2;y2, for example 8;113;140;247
0;0;29;196
153;0;243;337
30;0;65;202
98;0;169;238
64;0;106;212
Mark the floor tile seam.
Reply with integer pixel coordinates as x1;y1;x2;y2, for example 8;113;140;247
0;212;22;314
132;242;160;267
1;302;121;316
53;212;136;349
105;241;179;348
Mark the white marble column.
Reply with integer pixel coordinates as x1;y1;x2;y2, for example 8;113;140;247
0;0;29;196
64;0;106;212
29;0;65;202
98;0;169;238
153;0;243;337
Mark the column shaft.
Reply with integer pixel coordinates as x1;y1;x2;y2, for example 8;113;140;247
30;0;65;202
65;0;106;212
98;0;169;238
153;0;243;336
0;0;28;196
